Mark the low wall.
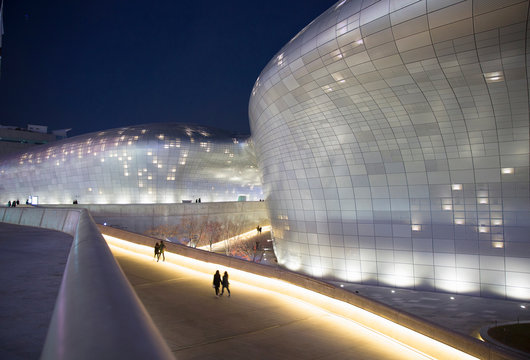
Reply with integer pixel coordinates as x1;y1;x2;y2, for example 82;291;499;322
100;225;526;360
0;207;174;360
0;206;80;236
56;201;269;234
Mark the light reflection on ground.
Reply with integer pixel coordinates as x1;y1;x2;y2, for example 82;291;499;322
105;234;478;360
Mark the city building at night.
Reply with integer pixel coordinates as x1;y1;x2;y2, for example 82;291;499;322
0;124;66;156
0;123;262;204
249;0;530;300
0;0;529;302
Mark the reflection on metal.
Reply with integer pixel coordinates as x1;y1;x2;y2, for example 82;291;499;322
0;123;263;204
249;0;530;300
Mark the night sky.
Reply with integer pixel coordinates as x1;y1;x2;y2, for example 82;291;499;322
0;0;337;137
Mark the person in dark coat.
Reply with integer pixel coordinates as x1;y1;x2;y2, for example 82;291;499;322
154;242;160;261
220;271;230;297
213;270;222;297
159;240;166;262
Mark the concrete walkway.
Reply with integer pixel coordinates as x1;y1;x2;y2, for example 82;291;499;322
330;281;530;339
0;223;72;360
108;243;473;360
4;220;524;359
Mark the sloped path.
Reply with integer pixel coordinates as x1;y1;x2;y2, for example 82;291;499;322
109;243;461;360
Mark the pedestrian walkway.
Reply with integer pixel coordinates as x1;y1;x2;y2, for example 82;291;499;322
1;220;509;359
106;238;477;360
0;223;72;360
330;281;530;339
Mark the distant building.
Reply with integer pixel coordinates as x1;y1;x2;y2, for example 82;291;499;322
0;124;67;156
0;123;262;204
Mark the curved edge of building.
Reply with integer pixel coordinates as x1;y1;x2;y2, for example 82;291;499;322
0;123;263;204
249;0;530;300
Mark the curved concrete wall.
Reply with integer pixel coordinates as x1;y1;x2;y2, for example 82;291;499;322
0;208;173;360
67;201;269;234
249;0;530;300
0;207;80;236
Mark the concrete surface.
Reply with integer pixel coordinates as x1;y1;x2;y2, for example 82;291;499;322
0;223;72;360
52;201;269;235
2;216;527;360
39;208;174;360
330;282;530;339
109;244;453;360
0;206;81;236
102;225;524;360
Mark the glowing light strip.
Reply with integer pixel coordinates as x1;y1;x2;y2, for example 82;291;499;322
197;225;272;251
104;234;478;360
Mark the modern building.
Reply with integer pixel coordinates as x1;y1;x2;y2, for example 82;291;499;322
249;0;530;300
0;124;63;156
1;0;529;302
0;123;263;204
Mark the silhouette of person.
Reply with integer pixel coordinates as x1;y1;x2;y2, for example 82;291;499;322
154;242;160;261
220;271;230;297
159;240;166;262
213;270;221;297
7;201;11;207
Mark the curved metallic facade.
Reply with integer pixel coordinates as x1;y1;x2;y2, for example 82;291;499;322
0;123;262;204
250;0;530;299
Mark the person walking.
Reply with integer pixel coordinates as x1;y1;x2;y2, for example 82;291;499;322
154;242;160;261
220;271;230;297
159;240;166;262
213;270;222;297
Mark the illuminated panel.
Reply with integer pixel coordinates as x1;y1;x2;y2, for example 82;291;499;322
104;234;478;360
249;0;530;300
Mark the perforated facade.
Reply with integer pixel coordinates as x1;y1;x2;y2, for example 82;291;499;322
249;0;530;299
0;123;262;204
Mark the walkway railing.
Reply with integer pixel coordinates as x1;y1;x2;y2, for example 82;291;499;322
0;207;174;360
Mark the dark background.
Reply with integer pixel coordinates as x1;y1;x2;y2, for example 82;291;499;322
0;0;336;136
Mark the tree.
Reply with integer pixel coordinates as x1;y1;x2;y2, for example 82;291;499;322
218;217;250;256
144;224;179;240
204;220;222;251
193;215;208;248
231;238;264;263
178;215;209;248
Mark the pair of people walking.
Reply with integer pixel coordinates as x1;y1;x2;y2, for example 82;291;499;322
213;270;230;297
153;240;166;262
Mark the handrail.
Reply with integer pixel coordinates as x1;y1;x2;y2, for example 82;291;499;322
0;207;174;360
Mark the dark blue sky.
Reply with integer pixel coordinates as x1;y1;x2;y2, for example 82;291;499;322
0;0;336;136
